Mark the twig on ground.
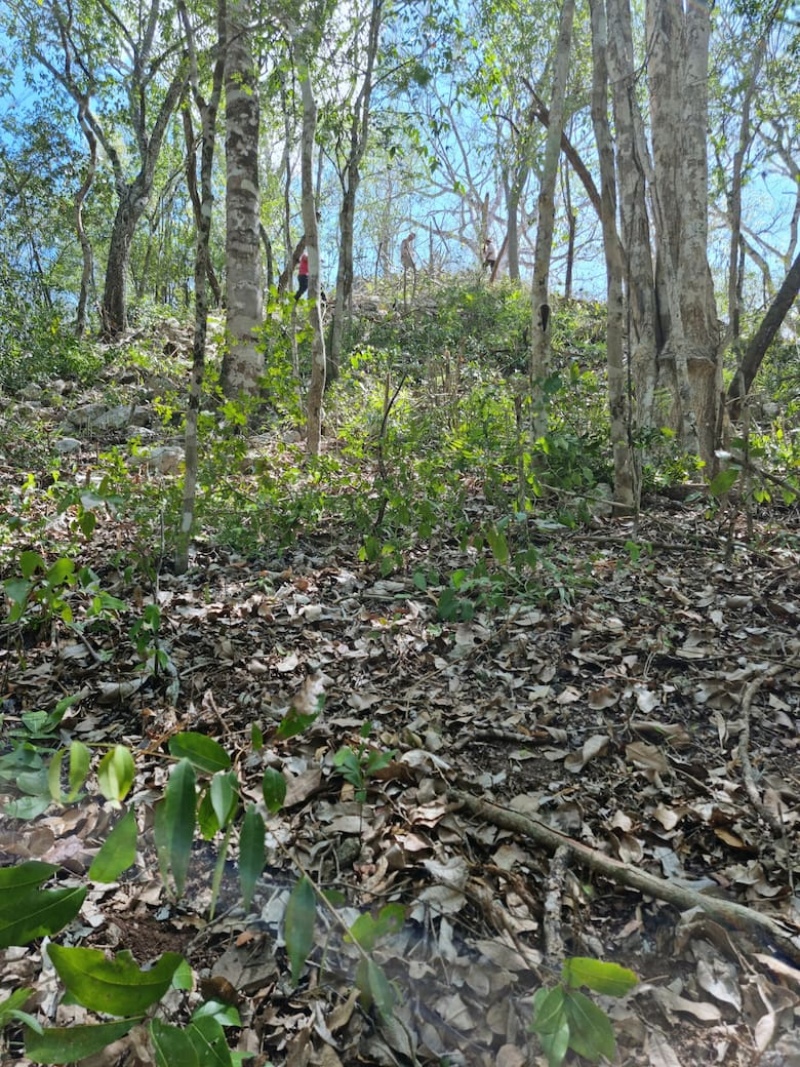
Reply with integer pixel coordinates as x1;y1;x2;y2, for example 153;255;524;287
737;665;787;837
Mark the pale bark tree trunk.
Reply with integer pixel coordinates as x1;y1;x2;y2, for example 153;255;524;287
647;0;718;463
560;160;575;300
174;0;225;575
221;0;264;397
293;31;326;456
589;0;636;512
530;0;575;441
503;166;528;283
606;0;658;434
75;97;97;338
328;0;383;383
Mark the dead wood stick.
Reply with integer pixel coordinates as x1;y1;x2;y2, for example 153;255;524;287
737;665;784;836
452;790;800;967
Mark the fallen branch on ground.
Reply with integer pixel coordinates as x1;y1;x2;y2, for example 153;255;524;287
452;790;800;968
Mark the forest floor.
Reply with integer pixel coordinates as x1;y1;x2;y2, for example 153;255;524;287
1;350;800;1067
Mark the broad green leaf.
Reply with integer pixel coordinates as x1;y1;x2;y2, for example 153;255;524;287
531;986;567;1036
89;809;138;882
250;722;264;750
0;883;86;948
25;1019;138;1063
262;767;287;813
48;750;66;802
0;988;37;1029
97;745;136;804
169;733;231;775
563;989;616;1062
709;467;739;497
0;861;56;891
239;805;265;911
160;759;197;898
198;789;220;840
193;1001;241;1026
67;741;92;801
2;794;52;820
485;525;509;564
563;957;637;996
346;904;405;951
20;550;46;579
4;577;31;610
172;957;195;991
538;1018;571;1067
355;958;396;1020
46;557;75;585
210;772;238;829
153;800;171;890
151;1019;200;1067
186;1014;234;1067
276;707;318;741
284;876;316;985
47;945;183;1016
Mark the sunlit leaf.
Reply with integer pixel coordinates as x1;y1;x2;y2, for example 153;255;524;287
563;957;637;996
97;745;136;804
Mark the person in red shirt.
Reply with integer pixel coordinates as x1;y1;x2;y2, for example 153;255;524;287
295;251;309;301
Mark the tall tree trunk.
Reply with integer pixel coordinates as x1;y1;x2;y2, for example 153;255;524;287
98;72;186;339
101;184;144;337
606;0;658;434
175;0;225;575
221;0;264;397
530;0;575;440
298;62;326;456
75;98;97;339
647;0;719;463
504;171;525;283
328;0;383;382
589;0;636;512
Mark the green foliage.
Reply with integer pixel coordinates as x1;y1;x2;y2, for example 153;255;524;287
530;957;638;1066
46;945;183;1016
0;863;86;949
285;876;317;985
0;310;106;393
333;722;396;803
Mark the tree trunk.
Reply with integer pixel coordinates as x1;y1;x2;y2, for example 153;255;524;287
298;65;326;456
647;0;719;464
328;0;383;383
530;0;575;442
101;183;144;338
75;98;97;339
606;0;658;434
589;0;636;512
221;0;264;397
727;249;800;419
175;0;225;575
